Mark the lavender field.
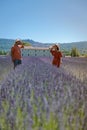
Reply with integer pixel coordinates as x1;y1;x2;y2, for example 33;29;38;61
0;56;87;130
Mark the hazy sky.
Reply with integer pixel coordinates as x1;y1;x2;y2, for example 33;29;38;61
0;0;87;43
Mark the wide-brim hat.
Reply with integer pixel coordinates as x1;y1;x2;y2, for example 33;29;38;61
15;39;23;45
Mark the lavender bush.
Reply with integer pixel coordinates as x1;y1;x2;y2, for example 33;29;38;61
0;56;87;130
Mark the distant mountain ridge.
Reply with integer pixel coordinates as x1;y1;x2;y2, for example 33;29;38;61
0;38;51;51
0;38;87;53
60;41;87;52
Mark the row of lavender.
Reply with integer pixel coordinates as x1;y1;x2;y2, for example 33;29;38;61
62;57;87;82
0;56;12;84
0;56;87;130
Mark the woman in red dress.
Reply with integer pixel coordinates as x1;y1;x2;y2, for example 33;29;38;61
11;39;24;69
50;44;62;67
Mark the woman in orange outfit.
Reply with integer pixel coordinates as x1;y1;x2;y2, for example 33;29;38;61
50;44;62;67
11;39;24;69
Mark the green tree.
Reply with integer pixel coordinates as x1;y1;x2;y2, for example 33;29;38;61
71;47;80;57
23;42;31;46
0;50;7;55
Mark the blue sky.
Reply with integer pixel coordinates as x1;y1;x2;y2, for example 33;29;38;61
0;0;87;43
